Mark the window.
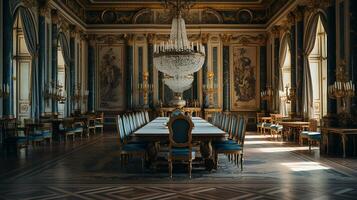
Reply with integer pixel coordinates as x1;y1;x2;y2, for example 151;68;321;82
308;16;327;120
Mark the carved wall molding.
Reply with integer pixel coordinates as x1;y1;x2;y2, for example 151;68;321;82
202;8;223;24
220;34;233;44
145;33;156;44
270;25;281;38
123;33;135;45
230;34;267;45
132;8;152;24
93;34;126;44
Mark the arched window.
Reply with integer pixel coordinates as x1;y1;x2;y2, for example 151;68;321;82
57;42;66;117
280;44;291;116
308;16;327;120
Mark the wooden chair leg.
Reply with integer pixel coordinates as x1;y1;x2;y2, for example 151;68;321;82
189;161;192;179
240;153;243;171
169;160;173;179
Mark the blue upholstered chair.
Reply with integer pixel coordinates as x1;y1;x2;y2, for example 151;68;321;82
167;113;195;178
300;119;320;151
145;111;150;123
95;112;104;135
4;119;27;151
213;116;248;171
86;116;96;136
116;115;147;170
58;118;76;142
39;122;53;144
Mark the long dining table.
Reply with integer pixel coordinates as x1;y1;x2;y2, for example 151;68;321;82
133;117;226;170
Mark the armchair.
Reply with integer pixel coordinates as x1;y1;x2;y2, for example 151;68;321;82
167;113;195;178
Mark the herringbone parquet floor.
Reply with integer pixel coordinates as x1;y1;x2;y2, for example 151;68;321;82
1;132;357;200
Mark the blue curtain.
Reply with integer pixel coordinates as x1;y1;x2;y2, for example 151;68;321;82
58;33;71;67
18;7;39;118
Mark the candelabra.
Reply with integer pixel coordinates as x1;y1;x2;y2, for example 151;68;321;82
203;71;217;108
328;61;355;113
72;84;89;110
137;72;153;107
0;83;10;98
43;81;66;104
281;85;295;104
260;86;273;100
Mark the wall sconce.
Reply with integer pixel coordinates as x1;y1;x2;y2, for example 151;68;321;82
72;84;88;110
137;71;153;107
203;71;217;107
43;81;66;104
328;61;355;112
260;86;273;100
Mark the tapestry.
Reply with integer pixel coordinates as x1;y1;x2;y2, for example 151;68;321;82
230;46;259;111
96;44;125;110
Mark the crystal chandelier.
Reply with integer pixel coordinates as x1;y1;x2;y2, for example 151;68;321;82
153;1;205;95
163;74;194;93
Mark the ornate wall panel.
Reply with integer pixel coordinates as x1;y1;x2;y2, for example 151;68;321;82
230;45;260;111
95;43;126;111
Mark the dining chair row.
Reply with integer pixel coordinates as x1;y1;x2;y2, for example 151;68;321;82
115;110;150;170
211;113;248;171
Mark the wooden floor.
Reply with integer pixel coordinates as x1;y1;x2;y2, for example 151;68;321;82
1;132;357;199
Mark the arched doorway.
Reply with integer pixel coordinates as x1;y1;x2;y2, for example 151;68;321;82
12;13;31;121
308;16;327;120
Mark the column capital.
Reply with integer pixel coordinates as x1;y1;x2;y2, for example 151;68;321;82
69;25;78;38
39;2;51;18
145;33;156;44
270;25;281;38
287;12;295;26
51;9;59;24
292;6;306;22
124;33;135;45
86;34;97;47
200;33;210;44
220;34;232;44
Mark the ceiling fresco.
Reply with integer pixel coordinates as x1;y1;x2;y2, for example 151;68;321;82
55;0;291;25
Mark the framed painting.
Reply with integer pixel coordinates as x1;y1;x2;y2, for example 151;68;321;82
96;44;126;111
230;45;260;111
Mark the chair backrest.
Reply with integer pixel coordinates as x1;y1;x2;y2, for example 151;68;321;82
168;113;194;148
62;118;74;129
123;115;131;136
309;119;318;132
235;116;248;146
116;115;125;145
224;115;230;131
220;115;226;130
228;115;237;139
129;113;136;132
96;112;104;123
256;112;265;123
135;113;140;127
39;122;52;131
138;112;143;125
145;111;150;123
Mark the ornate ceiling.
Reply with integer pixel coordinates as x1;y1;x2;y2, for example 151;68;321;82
54;0;292;27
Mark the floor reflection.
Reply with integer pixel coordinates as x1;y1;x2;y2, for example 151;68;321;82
281;162;330;171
